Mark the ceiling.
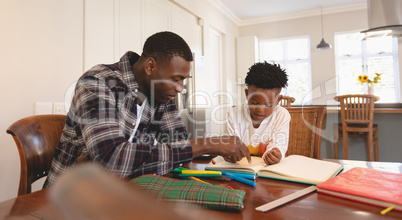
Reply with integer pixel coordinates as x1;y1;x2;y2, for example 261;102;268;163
211;0;367;25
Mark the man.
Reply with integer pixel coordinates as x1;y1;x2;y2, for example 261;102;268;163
44;31;250;187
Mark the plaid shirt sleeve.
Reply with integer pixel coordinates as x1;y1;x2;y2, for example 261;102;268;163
69;72;193;179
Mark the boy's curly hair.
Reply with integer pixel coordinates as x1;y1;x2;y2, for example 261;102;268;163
245;61;288;89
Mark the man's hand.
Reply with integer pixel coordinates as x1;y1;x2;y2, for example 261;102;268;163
263;147;282;165
190;136;251;164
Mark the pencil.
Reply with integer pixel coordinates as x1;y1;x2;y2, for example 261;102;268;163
381;206;394;215
187;176;212;185
264;139;273;148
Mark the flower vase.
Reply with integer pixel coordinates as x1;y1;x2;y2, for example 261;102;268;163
363;82;369;94
368;86;374;95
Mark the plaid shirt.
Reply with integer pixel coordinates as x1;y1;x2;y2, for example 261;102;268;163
44;51;193;187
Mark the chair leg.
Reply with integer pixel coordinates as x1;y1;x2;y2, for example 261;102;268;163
343;130;348;160
374;128;379;161
333;125;339;159
367;131;374;161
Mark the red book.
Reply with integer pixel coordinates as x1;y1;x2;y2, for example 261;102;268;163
316;167;402;211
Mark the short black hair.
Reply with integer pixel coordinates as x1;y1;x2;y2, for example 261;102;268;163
142;31;193;63
245;61;288;89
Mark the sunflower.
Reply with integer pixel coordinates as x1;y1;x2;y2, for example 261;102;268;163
358;73;382;86
357;75;368;83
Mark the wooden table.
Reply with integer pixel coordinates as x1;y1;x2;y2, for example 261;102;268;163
1;159;401;219
326;107;402;114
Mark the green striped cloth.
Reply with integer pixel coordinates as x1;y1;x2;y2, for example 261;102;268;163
130;175;246;210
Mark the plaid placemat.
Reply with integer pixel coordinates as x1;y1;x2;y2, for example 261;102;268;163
130;175;246;210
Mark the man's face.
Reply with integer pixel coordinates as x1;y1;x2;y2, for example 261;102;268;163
148;56;191;104
245;85;281;124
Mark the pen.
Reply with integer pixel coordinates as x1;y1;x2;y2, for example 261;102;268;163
181;170;221;175
172;167;188;173
223;173;256;187
206;176;232;182
179;173;222;177
221;171;256;180
179;170;222;177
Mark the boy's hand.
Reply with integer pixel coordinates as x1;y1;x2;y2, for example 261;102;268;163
263;147;282;165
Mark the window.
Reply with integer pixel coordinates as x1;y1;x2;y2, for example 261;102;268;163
335;32;400;103
260;37;312;105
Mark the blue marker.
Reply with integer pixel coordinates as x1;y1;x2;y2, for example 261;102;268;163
221;171;256;180
223;173;256;187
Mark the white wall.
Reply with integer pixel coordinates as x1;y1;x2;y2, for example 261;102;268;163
0;0;83;202
0;0;239;202
174;0;240;104
173;0;240;134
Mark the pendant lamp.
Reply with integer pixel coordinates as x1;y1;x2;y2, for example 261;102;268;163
316;7;332;50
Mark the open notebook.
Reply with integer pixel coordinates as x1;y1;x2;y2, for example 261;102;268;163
206;155;343;185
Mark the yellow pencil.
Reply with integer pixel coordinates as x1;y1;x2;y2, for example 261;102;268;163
381;206;394;215
187;176;212;185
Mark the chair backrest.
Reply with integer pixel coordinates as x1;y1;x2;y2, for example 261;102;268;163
334;94;379;127
286;107;327;159
6;114;66;196
280;96;295;108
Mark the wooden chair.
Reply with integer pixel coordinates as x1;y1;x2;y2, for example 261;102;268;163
6;114;66;196
280;96;295;108
286;107;327;159
333;94;379;161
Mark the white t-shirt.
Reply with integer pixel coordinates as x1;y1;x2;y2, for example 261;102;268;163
128;99;147;143
226;103;290;158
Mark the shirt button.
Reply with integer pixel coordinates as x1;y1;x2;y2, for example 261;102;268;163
179;163;183;167
135;89;138;92
132;122;136;126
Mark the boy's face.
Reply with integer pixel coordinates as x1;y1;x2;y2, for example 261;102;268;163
245;85;282;124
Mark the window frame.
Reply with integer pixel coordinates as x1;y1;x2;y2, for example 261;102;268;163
259;35;313;105
334;31;400;103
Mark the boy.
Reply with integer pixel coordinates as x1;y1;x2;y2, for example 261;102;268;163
227;61;290;165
